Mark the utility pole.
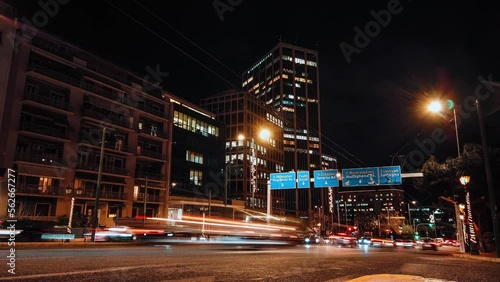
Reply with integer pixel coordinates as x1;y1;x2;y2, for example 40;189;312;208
476;99;500;257
143;177;148;227
91;127;106;243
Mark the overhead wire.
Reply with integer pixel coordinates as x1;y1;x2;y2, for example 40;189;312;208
103;0;241;90
104;0;368;169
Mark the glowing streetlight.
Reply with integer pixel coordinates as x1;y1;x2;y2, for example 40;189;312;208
428;100;443;113
427;100;461;158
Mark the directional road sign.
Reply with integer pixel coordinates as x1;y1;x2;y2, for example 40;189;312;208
342;167;379;187
297;171;310;188
378;166;402;185
270;172;296;190
341;166;402;187
313;169;339;187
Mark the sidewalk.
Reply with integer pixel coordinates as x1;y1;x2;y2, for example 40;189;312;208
451;251;500;263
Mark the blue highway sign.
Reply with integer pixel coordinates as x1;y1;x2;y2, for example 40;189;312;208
342;167;379;187
270;172;296;190
297;171;310;188
378;166;402;185
313;169;339;187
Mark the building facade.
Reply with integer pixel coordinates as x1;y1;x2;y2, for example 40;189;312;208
338;188;405;233
242;43;322;216
169;95;225;200
200;90;286;214
0;24;172;226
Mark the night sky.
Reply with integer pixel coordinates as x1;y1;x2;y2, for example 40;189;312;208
13;0;500;169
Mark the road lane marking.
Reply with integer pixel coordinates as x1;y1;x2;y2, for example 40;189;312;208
0;264;168;280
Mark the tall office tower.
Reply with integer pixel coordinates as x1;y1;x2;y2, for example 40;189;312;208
242;43;322;217
201;90;285;214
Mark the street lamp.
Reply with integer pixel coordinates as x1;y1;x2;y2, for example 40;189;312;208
237;129;271;210
460;175;479;255
428;100;461;158
408;200;416;231
65;186;83;228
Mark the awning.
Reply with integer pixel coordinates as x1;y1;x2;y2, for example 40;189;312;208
17;164;66;179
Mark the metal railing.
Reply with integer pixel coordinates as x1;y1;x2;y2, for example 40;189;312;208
76;163;128;176
19;122;69;139
81;190;127;200
138;104;166;119
137;128;168;139
17;184;60;195
136;193;163;203
135;171;164;180
15;152;65;166
79;136;129;153
28;63;82;87
81;108;133;129
24;92;72;111
137;149;164;160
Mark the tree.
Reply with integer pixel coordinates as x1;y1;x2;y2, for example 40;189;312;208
413;143;485;199
354;211;378;237
401;225;415;239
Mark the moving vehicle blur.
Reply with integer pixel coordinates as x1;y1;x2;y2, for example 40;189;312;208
84;226;137;242
327;233;357;247
421;238;438;251
394;239;416;248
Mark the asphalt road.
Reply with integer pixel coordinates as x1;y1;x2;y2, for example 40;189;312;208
1;244;499;281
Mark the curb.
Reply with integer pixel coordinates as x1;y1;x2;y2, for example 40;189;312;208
451;253;500;263
347;274;450;281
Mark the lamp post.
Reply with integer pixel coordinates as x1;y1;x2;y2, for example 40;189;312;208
65;187;83;228
407;200;416;230
200;206;208;237
460;175;479;255
428;100;461;158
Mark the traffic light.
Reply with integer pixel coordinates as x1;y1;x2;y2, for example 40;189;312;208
429;223;434;228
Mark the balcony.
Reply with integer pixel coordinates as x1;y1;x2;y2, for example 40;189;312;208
136;193;164;203
17;184;60;196
138;128;168;139
77;163;128;176
138;104;166;119
135;171;164;181
24;93;72;112
15;152;65;166
80;190;127;200
79;136;129;153
82;81;120;101
137;149;164;160
81;108;133;129
19;122;69;140
28;63;82;87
